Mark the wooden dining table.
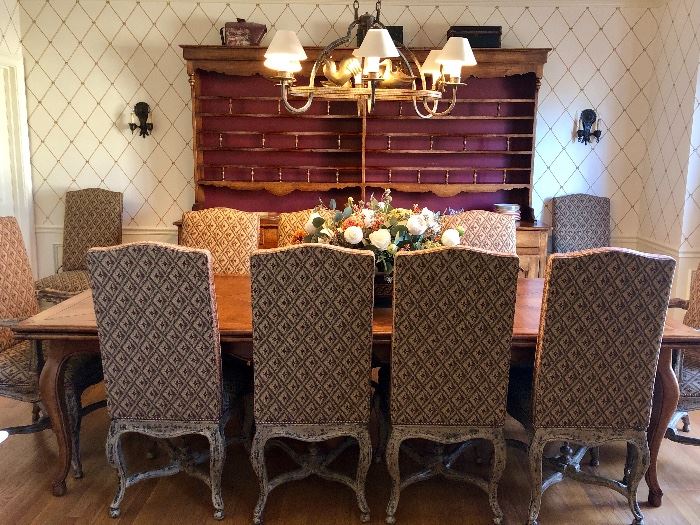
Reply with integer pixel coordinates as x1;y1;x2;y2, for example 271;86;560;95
13;275;700;507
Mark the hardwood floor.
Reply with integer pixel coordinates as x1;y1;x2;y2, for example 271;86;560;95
1;386;700;524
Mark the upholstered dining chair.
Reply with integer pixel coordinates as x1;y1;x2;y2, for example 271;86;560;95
551;193;610;253
506;248;675;525
0;216;104;478
87;242;247;520
181;207;259;274
277;208;335;247
666;265;700;445
386;246;520;525
36;188;122;303
441;210;517;254
250;244;375;525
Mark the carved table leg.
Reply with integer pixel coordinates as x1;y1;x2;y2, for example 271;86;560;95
39;340;72;497
646;346;680;507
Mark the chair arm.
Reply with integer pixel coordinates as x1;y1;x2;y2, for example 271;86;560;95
669;298;689;310
0;317;29;328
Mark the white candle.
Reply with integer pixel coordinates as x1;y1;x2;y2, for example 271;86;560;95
130;112;135;124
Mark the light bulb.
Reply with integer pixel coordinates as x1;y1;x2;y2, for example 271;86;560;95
364;56;380;74
264;57;302;74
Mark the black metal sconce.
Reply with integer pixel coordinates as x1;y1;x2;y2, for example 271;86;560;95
577;109;601;145
129;102;153;138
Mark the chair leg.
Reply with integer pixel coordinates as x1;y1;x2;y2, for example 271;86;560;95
106;426;127;519
489;433;506;525
385;431;403;524
65;388;83;479
589;446;600;467
241;393;254;452
373;390;389;463
526;431;546;525
626;438;649;525
251;429;271;525
355;430;372;523
207;426;226;520
31;403;41;423
681;413;691;433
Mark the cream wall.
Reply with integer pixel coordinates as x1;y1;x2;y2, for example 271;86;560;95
13;0;699;281
0;0;21;57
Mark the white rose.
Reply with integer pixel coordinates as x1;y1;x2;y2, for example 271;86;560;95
319;227;334;243
361;209;375;227
304;212;322;234
387;243;398;254
343;225;364;245
406;214;427;236
441;228;461;247
369;229;392;251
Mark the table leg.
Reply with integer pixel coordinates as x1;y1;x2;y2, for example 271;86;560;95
646;346;679;507
39;340;72;497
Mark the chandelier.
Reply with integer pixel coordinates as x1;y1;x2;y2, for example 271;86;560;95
263;0;476;118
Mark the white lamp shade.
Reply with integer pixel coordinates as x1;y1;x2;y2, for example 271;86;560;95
264;30;307;60
421;49;443;76
354;28;399;58
437;37;477;66
264;57;302;73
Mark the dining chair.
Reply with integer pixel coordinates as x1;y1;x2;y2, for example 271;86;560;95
87;242;248;520
35;188;122;303
386;246;520;524
250;244;375;524
181;207;259;274
441;210;517;254
551;193;610;253
506;248;675;525
666;265;700;445
277;208;335;247
0;216;104;478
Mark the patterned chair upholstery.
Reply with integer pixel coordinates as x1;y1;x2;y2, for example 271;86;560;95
386;246;519;524
181;207;259;274
0;216;104;478
552;193;610;253
441;210;517;254
250;244;375;525
666;265;700;444
506;248;675;525
36;188;122;303
277;208;335;247
88;242;246;520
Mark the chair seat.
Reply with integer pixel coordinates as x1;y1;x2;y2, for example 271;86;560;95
506;365;534;429
0;340;103;404
36;270;90;295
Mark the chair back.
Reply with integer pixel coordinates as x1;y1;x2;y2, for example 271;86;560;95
181;207;259;274
532;248;675;431
0;217;39;351
442;210;517;254
676;267;700;400
391;246;519;427
87;242;223;422
62;188;123;271
250;244;375;424
552;193;610;253
277;209;335;247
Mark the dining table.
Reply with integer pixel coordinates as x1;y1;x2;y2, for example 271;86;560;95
12;275;700;507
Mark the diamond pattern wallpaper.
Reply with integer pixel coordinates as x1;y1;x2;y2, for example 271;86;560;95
681;63;700;251
12;0;700;274
0;0;21;57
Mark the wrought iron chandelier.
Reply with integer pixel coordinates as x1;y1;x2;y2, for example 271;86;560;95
263;0;476;118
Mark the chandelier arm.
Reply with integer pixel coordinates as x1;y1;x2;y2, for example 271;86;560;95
419;85;458;117
280;81;314;114
411;98;434;119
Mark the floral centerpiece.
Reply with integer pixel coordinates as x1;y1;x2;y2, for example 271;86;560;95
294;190;463;304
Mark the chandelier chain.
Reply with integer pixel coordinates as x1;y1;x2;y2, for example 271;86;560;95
375;1;382;22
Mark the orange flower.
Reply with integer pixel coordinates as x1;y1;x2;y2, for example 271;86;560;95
291;229;305;244
342;215;364;230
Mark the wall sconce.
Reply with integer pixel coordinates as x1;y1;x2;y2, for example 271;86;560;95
576;109;601;145
129;102;153;138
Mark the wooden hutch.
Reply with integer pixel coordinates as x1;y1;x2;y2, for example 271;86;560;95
180;45;550;276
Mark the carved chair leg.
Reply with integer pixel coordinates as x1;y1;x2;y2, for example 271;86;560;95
385;432;403;524
589;446;600;467
251;429;271;525
65;388;83;479
681;413;691;433
106;426;127;519
207;427;226;520
622;442;634;485
626;438;649;525
526;431;546;525
31;403;41;423
489;433;506;525
355;430;372;523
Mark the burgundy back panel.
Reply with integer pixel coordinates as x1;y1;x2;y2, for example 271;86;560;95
196;70;536;212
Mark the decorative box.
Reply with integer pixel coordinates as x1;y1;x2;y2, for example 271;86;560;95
219;19;267;47
447;26;501;48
